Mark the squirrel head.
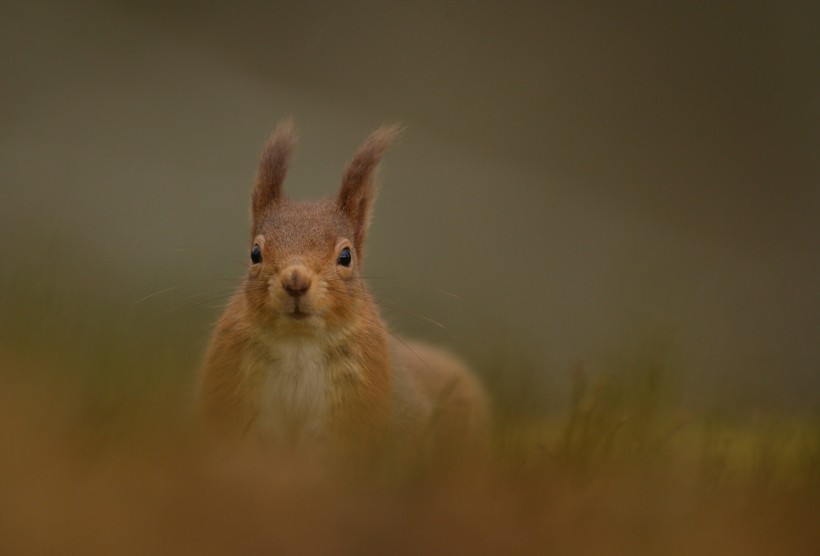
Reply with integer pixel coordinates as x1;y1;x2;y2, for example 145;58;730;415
242;121;401;334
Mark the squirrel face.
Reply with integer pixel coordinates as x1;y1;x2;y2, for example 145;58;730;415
243;199;364;333
241;121;400;336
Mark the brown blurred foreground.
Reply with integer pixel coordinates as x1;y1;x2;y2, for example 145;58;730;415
1;350;817;556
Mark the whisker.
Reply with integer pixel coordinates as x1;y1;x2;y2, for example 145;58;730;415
134;285;184;305
172;280;266;303
347;308;435;374
325;275;459;299
324;286;476;351
134;277;247;305
325;285;451;334
165;284;268;313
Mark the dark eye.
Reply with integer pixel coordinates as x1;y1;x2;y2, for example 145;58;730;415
337;247;352;267
251;244;262;264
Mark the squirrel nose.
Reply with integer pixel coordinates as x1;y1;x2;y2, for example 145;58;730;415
281;266;312;297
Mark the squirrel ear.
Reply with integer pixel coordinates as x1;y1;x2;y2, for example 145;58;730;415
338;124;402;249
252;119;295;226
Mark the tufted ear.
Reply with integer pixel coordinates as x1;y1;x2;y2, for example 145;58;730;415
252;119;295;230
337;125;402;252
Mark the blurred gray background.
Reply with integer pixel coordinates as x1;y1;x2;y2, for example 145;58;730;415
1;0;817;410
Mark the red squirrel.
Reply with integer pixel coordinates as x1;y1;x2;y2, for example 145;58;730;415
198;122;489;460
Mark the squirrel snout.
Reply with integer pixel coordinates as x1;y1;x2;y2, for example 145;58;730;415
280;266;312;298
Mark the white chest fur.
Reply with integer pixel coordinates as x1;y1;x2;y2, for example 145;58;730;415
244;338;330;446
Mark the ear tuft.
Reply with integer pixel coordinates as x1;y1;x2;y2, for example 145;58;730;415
252;119;296;226
338;124;403;250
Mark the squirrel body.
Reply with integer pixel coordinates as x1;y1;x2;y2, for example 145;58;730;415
198;123;488;459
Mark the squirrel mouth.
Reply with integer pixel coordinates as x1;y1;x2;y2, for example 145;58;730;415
287;301;313;321
288;310;311;321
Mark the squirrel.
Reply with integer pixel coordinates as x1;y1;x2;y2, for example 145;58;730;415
197;121;489;462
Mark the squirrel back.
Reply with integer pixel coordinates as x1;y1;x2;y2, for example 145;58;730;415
197;122;489;461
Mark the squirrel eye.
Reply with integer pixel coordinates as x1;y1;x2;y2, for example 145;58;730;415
337;247;352;267
251;244;262;265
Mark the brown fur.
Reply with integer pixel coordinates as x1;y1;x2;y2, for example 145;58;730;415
198;123;489;461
